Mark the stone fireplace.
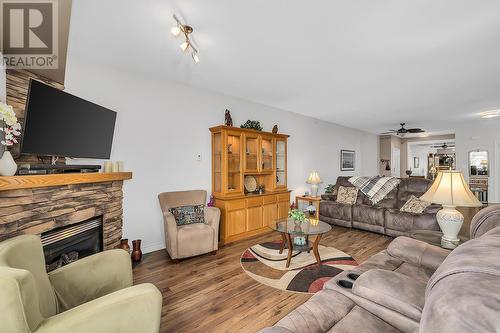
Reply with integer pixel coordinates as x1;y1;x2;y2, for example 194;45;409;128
0;177;129;257
42;216;103;271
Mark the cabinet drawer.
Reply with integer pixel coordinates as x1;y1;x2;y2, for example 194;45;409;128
263;195;277;204
246;196;263;208
226;199;245;211
277;193;290;202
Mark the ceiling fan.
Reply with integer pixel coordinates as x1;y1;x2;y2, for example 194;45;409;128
381;123;425;136
430;143;455;149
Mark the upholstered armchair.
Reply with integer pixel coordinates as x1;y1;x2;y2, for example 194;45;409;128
0;235;162;333
158;190;220;262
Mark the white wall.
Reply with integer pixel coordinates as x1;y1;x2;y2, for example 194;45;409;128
455;119;500;203
63;60;378;253
0;63;5;102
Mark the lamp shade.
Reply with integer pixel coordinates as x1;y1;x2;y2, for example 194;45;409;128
306;171;321;184
420;171;482;207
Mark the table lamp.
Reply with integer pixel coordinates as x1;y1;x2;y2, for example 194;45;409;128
306;171;321;197
420;171;482;248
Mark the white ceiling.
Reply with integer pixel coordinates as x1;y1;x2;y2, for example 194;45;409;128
68;0;500;134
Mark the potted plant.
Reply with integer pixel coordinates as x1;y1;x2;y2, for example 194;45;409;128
288;209;307;224
0;102;21;176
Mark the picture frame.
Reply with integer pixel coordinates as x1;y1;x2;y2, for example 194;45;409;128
413;157;419;168
340;150;355;171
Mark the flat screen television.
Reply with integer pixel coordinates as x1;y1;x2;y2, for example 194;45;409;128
21;80;117;159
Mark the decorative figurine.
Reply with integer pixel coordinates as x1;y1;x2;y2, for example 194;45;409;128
272;124;278;134
225;109;233;127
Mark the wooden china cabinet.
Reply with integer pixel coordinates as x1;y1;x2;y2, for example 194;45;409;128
210;125;290;244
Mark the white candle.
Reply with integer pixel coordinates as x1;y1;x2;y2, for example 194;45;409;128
104;161;113;173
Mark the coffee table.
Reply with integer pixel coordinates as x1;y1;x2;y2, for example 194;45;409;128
271;218;332;268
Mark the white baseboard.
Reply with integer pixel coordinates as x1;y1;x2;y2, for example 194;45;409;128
141;241;165;254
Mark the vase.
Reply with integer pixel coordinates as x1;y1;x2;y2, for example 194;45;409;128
0;150;17;176
131;239;142;262
119;239;130;253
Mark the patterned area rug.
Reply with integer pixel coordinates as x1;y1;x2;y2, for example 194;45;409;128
241;240;358;294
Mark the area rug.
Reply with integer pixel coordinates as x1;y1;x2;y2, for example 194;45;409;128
241;240;358;294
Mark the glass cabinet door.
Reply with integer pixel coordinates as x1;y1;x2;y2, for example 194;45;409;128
275;139;286;187
227;133;242;192
261;136;273;172
244;134;259;172
213;132;222;193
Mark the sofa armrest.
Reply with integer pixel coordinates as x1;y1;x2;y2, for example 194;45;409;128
163;211;179;259
423;204;441;214
205;207;220;250
353;269;426;321
36;284;162;333
258;328;295;333
48;249;133;311
387;237;449;272
321;194;337;201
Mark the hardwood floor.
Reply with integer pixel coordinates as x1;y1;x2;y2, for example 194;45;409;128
133;226;392;333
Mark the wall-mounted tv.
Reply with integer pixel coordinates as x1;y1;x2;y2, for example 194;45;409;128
21;80;117;159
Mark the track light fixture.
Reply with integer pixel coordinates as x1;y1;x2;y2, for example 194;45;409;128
171;14;199;64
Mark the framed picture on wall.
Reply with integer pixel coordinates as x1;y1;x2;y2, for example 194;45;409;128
414;157;420;168
340;150;355;171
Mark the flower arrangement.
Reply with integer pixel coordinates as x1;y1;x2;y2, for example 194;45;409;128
288;209;307;224
0;102;21;147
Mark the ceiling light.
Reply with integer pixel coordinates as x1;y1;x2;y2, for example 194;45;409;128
171;14;199;62
192;52;200;64
480;110;500;119
171;26;181;37
180;41;189;52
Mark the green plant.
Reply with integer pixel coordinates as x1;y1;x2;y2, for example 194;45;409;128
240;120;263;131
325;184;335;194
288;209;307;223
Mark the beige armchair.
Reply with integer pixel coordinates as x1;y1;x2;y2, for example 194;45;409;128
158;190;220;262
0;234;162;333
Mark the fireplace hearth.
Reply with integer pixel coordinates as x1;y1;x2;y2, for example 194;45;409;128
42;216;103;272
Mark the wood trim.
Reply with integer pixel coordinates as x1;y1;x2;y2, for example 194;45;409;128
0;172;133;191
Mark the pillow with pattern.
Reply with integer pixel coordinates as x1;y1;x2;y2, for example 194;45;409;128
169;204;205;226
400;195;431;214
336;186;359;205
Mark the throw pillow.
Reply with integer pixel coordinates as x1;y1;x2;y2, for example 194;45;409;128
169;204;205;226
400;195;431;214
336;186;359;205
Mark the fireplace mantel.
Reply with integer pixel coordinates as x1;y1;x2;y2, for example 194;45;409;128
0;172;132;191
0;172;132;250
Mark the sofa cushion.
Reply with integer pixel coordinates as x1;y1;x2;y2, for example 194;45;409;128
258;289;402;333
353;269;426;321
400;195;431;214
385;209;439;233
352;204;385;227
320;201;352;222
169;204;205;226
336;186;358;205
396;178;432;209
176;223;214;258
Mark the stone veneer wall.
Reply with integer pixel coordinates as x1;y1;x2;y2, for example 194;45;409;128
0;181;123;249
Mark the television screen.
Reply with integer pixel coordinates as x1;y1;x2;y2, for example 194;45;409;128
21;80;117;159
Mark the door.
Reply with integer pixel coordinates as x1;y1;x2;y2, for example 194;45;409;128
392;147;401;177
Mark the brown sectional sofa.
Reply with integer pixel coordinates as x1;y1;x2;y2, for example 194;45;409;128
320;176;441;237
260;205;500;333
